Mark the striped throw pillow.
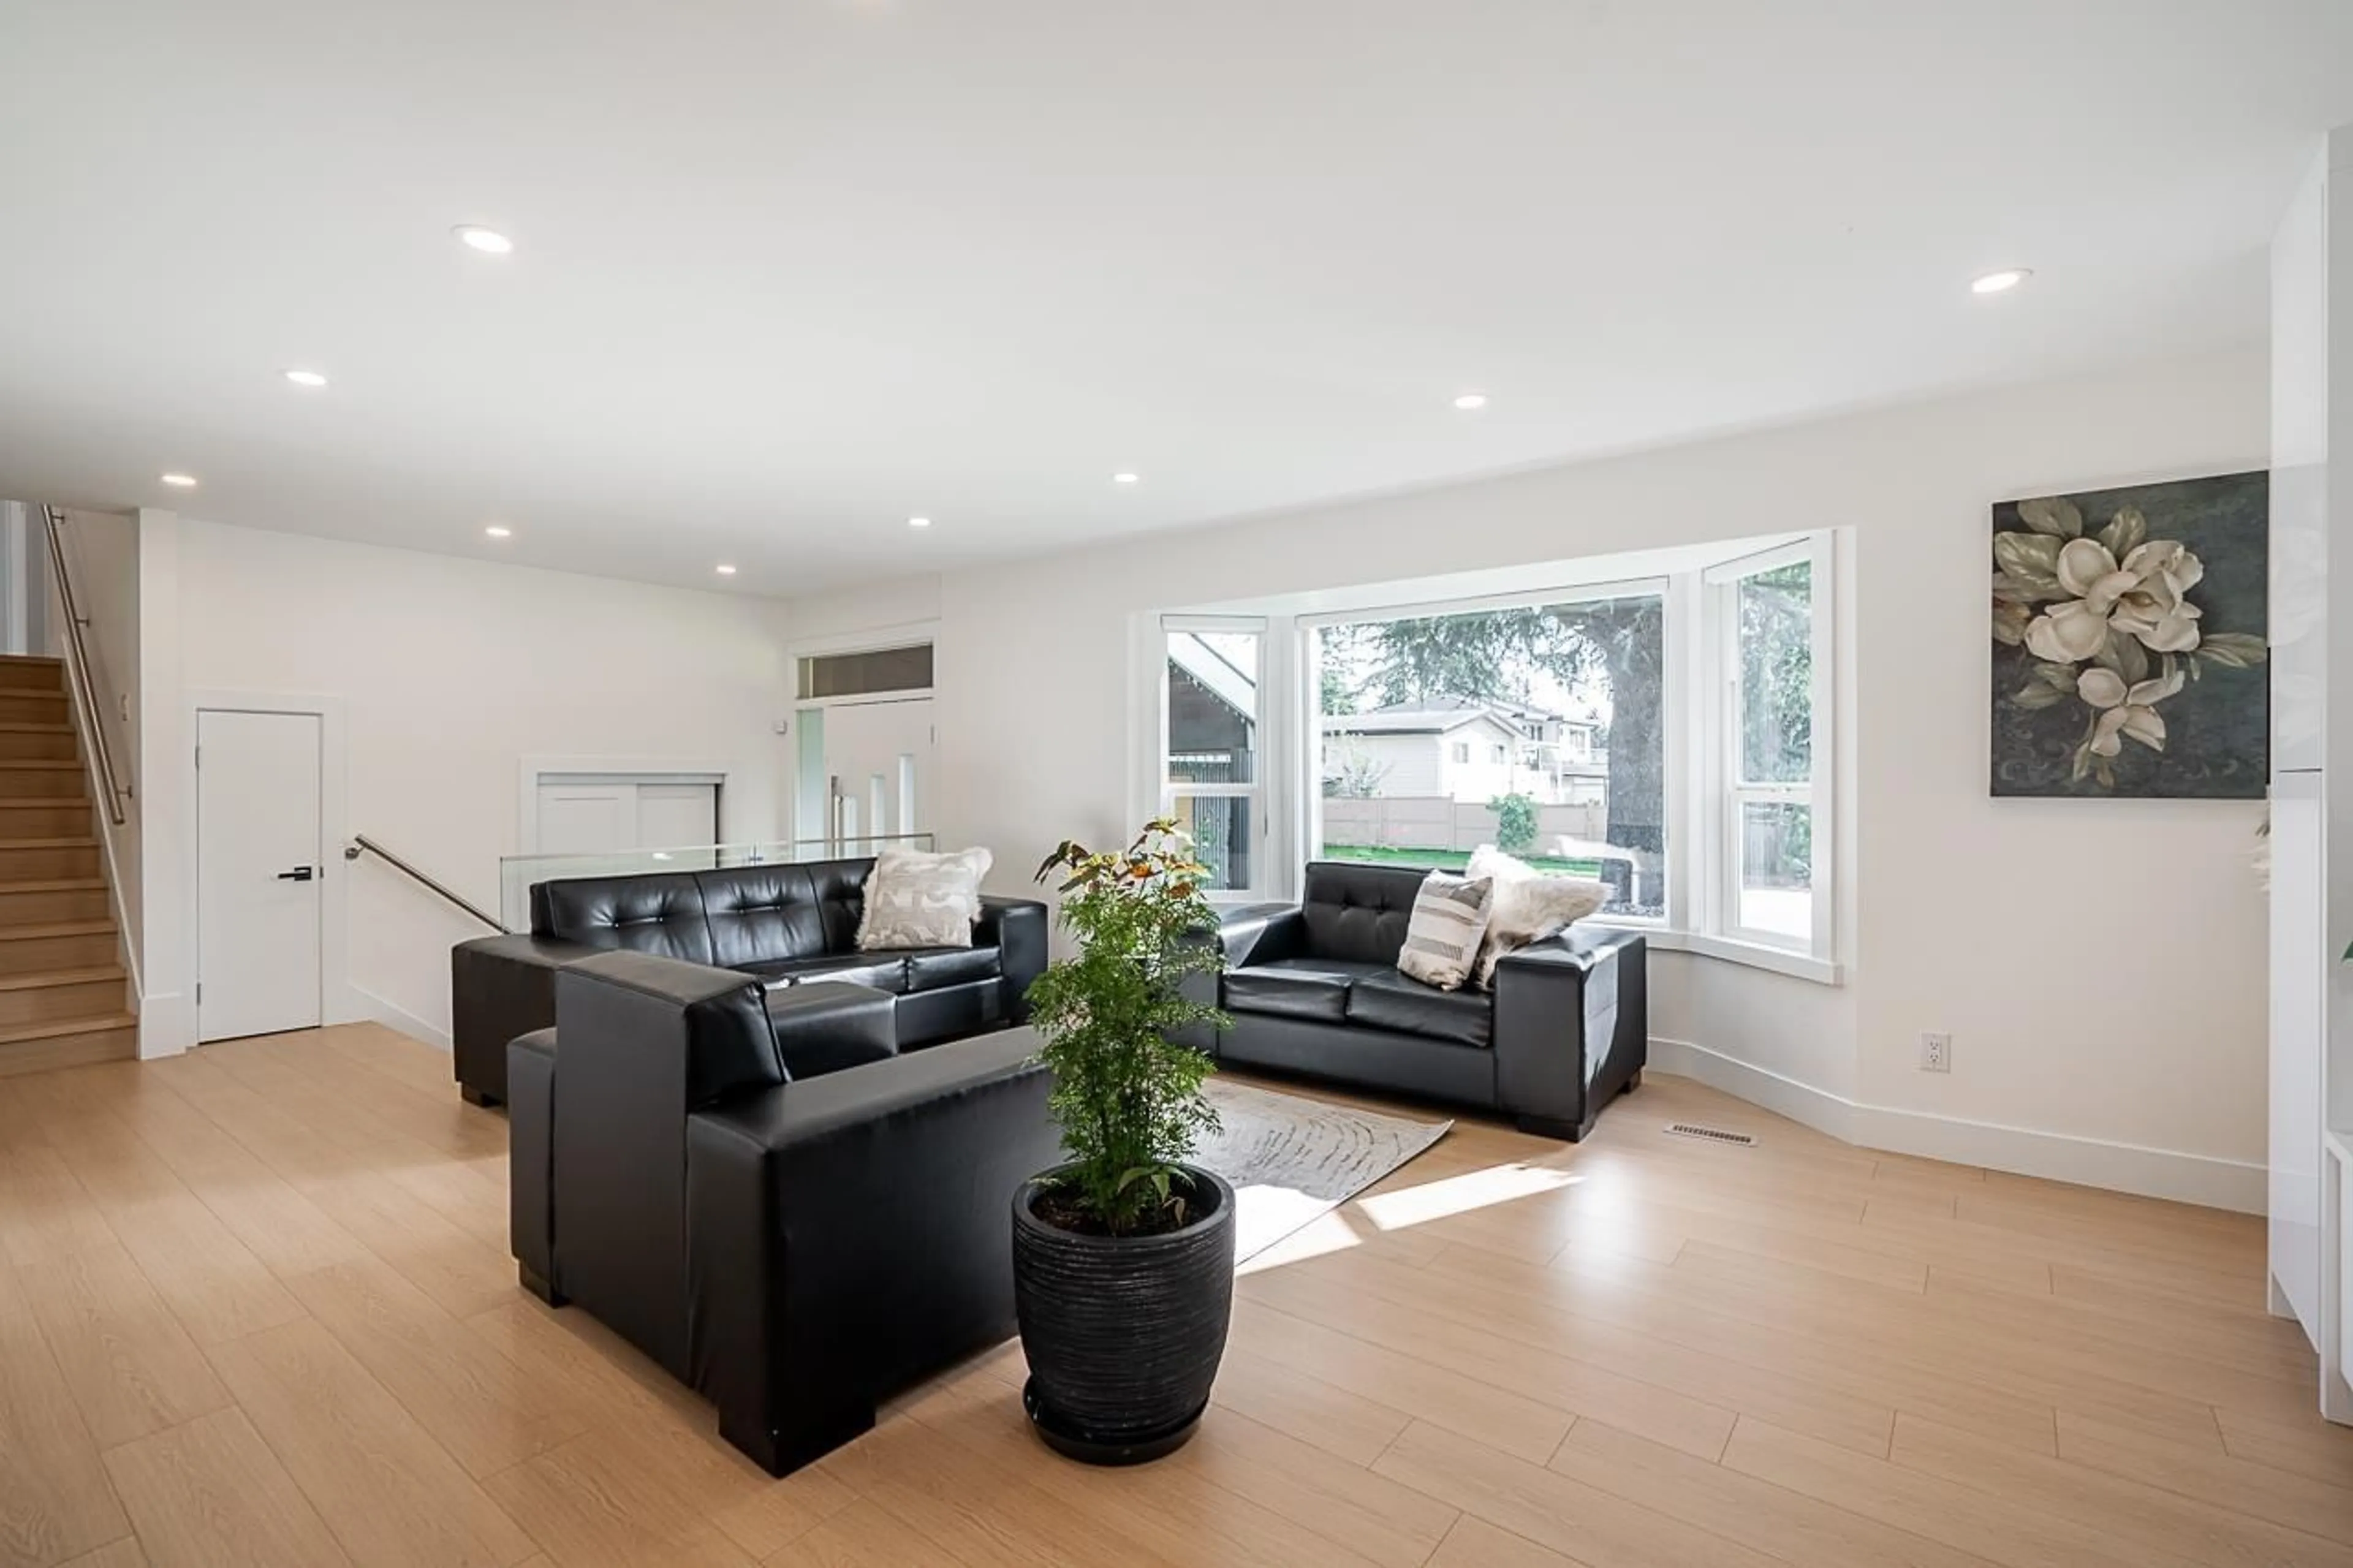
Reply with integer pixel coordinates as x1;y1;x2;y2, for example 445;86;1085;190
1396;871;1498;992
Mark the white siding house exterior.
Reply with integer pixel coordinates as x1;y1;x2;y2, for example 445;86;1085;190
1322;698;1604;805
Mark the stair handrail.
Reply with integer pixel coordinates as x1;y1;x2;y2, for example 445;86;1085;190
344;835;505;931
40;506;131;827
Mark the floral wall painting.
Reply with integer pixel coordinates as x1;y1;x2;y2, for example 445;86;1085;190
1991;471;2268;798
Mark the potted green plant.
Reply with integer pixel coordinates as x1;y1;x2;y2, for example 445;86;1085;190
1012;819;1233;1464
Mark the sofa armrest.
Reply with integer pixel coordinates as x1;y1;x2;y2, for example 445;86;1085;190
975;895;1049;1023
763;981;898;1080
683;1031;1060;1474
1490;928;1646;1136
1214;903;1306;969
450;933;601;1105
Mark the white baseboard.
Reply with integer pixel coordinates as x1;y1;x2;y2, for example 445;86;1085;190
351;985;452;1052
1647;1036;2266;1215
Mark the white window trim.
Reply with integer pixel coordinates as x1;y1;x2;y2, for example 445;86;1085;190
1700;534;1835;964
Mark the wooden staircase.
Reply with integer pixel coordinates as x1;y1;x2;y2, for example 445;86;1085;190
0;654;134;1077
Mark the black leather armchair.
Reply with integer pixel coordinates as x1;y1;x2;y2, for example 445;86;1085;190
450;857;1047;1106
1199;862;1646;1140
510;951;1058;1477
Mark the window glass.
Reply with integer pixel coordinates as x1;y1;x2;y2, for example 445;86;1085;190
1737;562;1812;786
1170;795;1253;892
1737;800;1813;940
1167;631;1258;785
1314;593;1667;917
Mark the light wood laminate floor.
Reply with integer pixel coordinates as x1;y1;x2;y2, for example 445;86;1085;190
0;1022;2344;1567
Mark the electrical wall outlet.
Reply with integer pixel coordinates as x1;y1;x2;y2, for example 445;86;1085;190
1919;1032;1952;1073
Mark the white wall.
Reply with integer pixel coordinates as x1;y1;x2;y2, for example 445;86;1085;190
790;349;2270;1208
145;519;790;1048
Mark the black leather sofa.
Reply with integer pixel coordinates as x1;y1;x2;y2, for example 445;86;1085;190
449;858;1047;1105
506;950;1060;1477
1193;862;1647;1140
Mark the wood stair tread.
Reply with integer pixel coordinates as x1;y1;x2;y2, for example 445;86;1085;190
0;722;75;734
0;655;63;667
0;837;99;849
0;920;116;941
0;966;124;992
0;877;106;893
0;760;83;771
0;1012;136;1045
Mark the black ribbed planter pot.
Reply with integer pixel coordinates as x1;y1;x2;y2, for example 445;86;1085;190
1011;1165;1237;1464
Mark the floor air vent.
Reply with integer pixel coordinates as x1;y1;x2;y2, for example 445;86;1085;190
1665;1122;1756;1148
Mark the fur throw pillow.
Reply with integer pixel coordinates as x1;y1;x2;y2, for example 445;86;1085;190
857;844;993;950
1468;844;1608;988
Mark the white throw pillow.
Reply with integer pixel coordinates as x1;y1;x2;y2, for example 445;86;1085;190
1466;844;1609;987
1396;871;1497;992
856;845;993;951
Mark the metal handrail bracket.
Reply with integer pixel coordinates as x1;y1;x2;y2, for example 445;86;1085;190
346;835;505;931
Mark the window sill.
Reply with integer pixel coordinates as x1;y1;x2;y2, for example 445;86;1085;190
1588;922;1844;987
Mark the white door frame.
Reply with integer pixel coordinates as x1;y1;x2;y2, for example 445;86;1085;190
181;689;355;1037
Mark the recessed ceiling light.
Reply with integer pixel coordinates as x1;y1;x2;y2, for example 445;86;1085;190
1113;472;1140;485
483;524;512;539
715;564;737;575
159;472;198;488
908;516;932;529
1971;268;2031;295
282;368;328;388
1453;392;1490;411
454;225;514;256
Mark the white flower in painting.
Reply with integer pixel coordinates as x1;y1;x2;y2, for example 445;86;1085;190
2078;665;2184;756
2021;538;2142;662
2105;540;2205;654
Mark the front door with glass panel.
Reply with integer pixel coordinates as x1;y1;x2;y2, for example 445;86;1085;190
802;698;933;855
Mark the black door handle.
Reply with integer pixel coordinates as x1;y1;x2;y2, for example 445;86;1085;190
276;866;316;882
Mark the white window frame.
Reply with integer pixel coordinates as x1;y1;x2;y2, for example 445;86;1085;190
1700;534;1835;968
1159;614;1273;900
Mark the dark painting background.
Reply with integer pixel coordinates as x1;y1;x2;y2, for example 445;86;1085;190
1991;471;2268;799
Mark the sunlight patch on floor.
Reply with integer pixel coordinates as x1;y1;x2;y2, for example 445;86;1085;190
1238;1205;1369;1275
1355;1163;1583;1230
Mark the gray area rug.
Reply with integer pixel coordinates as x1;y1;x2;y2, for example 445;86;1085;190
1192;1078;1453;1263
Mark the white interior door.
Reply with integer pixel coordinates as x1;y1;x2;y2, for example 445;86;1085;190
197;709;323;1042
816;699;933;853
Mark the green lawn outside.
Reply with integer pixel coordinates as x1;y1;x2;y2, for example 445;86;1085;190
1322;844;1603;876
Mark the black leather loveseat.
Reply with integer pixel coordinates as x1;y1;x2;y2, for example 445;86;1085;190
449;858;1047;1105
1194;862;1647;1140
506;950;1061;1477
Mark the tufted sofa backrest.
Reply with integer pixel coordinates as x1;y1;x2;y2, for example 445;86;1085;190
1299;861;1428;966
532;858;879;968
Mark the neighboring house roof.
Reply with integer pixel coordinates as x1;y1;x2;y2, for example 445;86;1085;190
1324;706;1518;738
1168;631;1257;722
1325;695;1593;739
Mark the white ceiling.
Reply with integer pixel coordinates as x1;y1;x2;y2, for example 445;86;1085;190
2;1;2348;596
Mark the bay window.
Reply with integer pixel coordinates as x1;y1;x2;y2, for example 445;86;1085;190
1145;529;1838;979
